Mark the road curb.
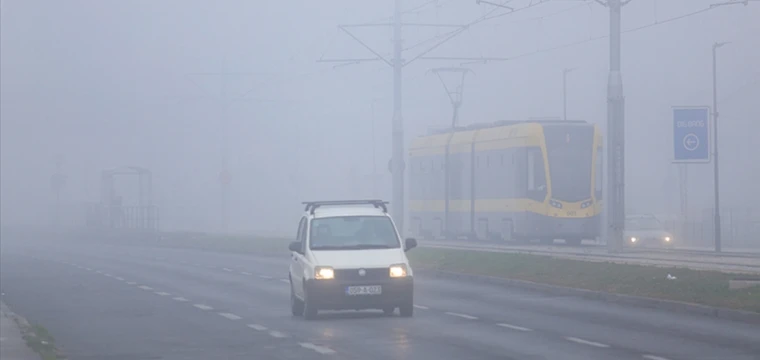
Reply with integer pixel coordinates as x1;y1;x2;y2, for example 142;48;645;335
416;269;760;325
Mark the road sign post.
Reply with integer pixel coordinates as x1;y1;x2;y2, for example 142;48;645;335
673;106;710;163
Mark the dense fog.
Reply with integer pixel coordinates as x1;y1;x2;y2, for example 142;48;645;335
1;0;758;238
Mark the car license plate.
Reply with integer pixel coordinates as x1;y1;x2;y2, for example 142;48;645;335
346;285;382;296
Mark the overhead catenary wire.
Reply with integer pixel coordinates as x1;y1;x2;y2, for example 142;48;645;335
458;3;732;66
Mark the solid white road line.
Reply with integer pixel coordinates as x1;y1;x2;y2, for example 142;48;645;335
138;285;154;291
497;323;533;332
299;342;336;355
172;297;189;302
444;312;478;320
413;305;429;310
247;324;268;331
193;304;214;311
269;330;288;338
154;291;171;296
643;355;671;360
218;312;242;320
565;337;610;348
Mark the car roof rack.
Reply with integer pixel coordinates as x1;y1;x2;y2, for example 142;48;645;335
302;200;389;215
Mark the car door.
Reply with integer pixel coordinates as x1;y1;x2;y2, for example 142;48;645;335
290;217;308;298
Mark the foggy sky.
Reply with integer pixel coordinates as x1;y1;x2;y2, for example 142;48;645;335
1;0;758;236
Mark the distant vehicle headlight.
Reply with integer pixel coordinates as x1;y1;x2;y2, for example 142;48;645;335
664;236;671;242
630;237;637;243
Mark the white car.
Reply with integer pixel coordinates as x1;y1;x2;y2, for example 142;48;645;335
624;214;674;247
288;200;417;320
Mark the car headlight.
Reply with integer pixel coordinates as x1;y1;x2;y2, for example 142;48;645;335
630;237;637;243
389;264;408;278
664;236;671;242
315;266;334;280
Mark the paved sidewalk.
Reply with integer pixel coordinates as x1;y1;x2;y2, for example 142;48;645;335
0;301;39;360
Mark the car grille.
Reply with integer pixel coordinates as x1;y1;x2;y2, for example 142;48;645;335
334;268;388;281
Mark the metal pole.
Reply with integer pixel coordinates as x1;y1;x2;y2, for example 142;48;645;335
563;69;568;120
606;0;625;252
712;41;727;252
371;100;378;198
221;59;230;234
392;0;405;236
561;67;575;121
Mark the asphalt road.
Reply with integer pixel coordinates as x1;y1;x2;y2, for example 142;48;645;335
1;240;759;360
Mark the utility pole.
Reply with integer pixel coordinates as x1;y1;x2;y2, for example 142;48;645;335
186;59;262;234
595;0;630;252
370;99;379;198
318;2;508;236
392;0;405;232
712;41;729;252
51;156;66;229
563;67;575;120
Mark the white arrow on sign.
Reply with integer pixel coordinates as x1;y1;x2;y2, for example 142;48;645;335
683;133;700;151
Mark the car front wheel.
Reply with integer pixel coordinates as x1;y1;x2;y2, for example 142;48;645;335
399;298;414;318
290;280;304;317
302;282;318;320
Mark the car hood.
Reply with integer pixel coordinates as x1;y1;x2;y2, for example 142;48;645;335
310;248;407;269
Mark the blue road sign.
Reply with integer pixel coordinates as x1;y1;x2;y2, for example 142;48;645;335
673;106;710;163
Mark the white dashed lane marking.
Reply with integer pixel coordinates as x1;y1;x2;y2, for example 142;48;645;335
95;270;103;274
126;281;137;285
240;271;252;276
643;356;671;360
222;268;233;272
85;268;92;271
279;279;290;283
193;304;214;311
444;312;478;320
114;277;125;281
565;337;610;348
172;297;189;302
247;324;268;331
218;312;242;320
154;292;171;296
413;305;429;310
138;285;154;291
269;331;288;338
258;275;273;279
299;342;336;355
496;323;533;332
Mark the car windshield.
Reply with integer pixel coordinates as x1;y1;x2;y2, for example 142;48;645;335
625;217;663;230
309;216;400;250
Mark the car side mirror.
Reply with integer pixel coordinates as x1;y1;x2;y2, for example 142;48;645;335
288;241;302;253
404;238;417;252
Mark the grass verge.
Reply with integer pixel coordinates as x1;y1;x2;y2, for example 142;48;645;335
17;321;64;360
407;247;760;313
